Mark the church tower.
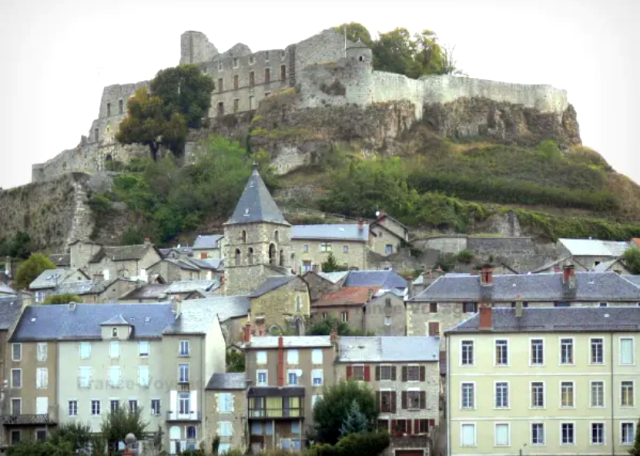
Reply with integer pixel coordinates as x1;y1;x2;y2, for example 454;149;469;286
222;165;292;296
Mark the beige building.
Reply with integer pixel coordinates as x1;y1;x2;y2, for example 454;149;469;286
204;373;248;454
369;213;409;257
193;235;224;260
28;268;90;303
445;306;640;456
243;334;336;452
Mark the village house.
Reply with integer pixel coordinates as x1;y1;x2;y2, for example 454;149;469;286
193;235;224;260
446;306;640;456
368;212;410;257
204;373;248;454
48;277;140;304
28;268;90;303
557;238;630;271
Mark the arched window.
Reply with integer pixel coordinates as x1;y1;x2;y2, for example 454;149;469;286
279;249;284;267
242;230;247;243
359;55;364;62
112;328;118;337
248;248;254;265
235;249;241;266
268;244;276;265
275;230;279;243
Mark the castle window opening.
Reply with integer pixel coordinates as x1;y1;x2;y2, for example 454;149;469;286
94;128;99;142
275;230;279;242
233;75;239;90
235;249;241;266
105;154;113;162
106;103;111;116
359;55;364;62
249;96;255;110
217;102;224;116
280;50;285;59
233;99;239;113
118;99;124;114
242;230;247;243
280;65;286;81
218;61;223;71
233;57;238;68
269;244;276;266
249;55;254;64
249;71;255;88
264;68;271;83
248;248;254;265
265;51;269;62
279;249;284;267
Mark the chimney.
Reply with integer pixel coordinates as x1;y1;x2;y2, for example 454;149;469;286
515;300;523;318
243;323;252;343
171;296;181;317
478;303;492;330
480;266;493;285
4;256;11;278
277;334;285;387
144;237;151;246
358;218;364;231
562;265;576;287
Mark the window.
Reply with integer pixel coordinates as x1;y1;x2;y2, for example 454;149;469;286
341;311;349;322
288;371;298;385
265;51;270;61
287;349;299;365
591;338;604;364
429;302;438;313
407;366;420;381
139;366;149;387
461;341;474;365
218;78;223;92
91;400;101;415
495;423;510;446
531;423;544;445
320;242;332;252
463;302;477;313
37;343;48;362
110;400;119;412
179;364;189;383
343;245;349;253
428;321;439;336
233;57;238;68
94;128;99;141
591;422;604;444
110;341;120;359
461;383;474;409
461;423;476;446
11;369;21;388
312;349;323;365
107;102;111;116
590;381;604;407
80;342;91;359
407;390;421;409
495;340;508;365
249;95;255;110
112;327;118;337
233;75;239;90
599;302;608;307
233;98;239;113
219;393;233;412
380;366;392;380
555;301;570;307
380;391;394;412
36;368;48;389
129;400;137;413
257;369;267;386
11;398;21;415
68;400;77;416
495;382;509;408
312;369;323;386
302;244;309;252
118;99;124;114
621;381;634;406
385;244;393;255
385;317;392;326
149;399;160;416
531;339;544;365
531;382;544;408
264;68;271;83
179;340;190;356
352;366;364;381
622;422;635;445
280;64;286;80
257;351;267;364
12;343;21;361
187;426;197;439
179;393;190;414
560;338;573;364
36;430;47;442
620;338;634;364
11;430;20;446
561;423;575;445
109;366;121;387
561;382;574;407
139;341;149;357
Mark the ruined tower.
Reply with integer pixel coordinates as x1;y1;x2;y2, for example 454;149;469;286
222;165;292;296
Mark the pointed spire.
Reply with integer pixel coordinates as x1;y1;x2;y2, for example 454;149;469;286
225;168;289;226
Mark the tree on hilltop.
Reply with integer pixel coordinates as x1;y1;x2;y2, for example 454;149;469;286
16;253;55;289
334;22;374;47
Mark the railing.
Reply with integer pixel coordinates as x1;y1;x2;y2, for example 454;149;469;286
166;411;202;422
248;408;304;419
0;414;57;425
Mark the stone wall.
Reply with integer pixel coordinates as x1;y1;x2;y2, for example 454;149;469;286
249;277;310;333
467;237;536;256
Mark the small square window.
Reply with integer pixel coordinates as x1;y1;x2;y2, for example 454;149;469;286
139;341;149;357
343;245;349;253
429;302;437;313
233;58;238;68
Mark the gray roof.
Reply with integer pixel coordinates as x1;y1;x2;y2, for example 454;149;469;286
101;314;130;326
291;224;368;242
246;336;332;349
120;284;171;300
559;238;630;257
249;276;298;298
206;373;248;390
193;235;224;250
159;246;193;258
30;268;88;291
48;253;70;267
0;296;23;330
0;283;16;295
337;336;439;362
165;296;250;334
446;307;640;334
189;258;224;271
53;279;120;296
165;280;217;294
343;270;408;290
225;169;289;226
318;271;349;284
163;258;201;272
11;303;177;342
623;275;640;287
593;259;625;272
410;271;640;303
90;244;156;263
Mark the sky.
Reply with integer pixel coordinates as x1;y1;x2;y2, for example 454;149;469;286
0;0;639;190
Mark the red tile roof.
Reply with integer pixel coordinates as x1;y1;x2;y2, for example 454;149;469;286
632;238;640;248
313;286;380;308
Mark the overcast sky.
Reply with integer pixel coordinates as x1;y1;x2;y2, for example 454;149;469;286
1;0;638;190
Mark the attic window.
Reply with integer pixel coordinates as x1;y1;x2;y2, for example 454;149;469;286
244;208;250;217
112;328;118;337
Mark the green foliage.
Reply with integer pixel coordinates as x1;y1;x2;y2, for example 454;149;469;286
100;406;148;451
309;315;354;336
309;432;390;456
454;249;474;264
16;253;56;289
629;417;640;456
313;380;378;444
49;421;93;453
121;226;145;245
537;139;563;160
339;400;369;437
623;247;640;275
226;350;245;373
7;440;74;456
333;23;374;47
321;252;348;273
88;193;113;215
0;231;32;260
44;294;84;304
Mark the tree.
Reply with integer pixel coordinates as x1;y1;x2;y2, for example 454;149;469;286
538;140;563;161
43;294;84;304
623;247;640;275
49;421;92;453
339;400;369;437
15;253;55;289
7;440;74;456
226;350;245;373
313;380;378;444
321;252;348;273
333;22;374;47
309;315;372;336
630;417;640;456
100;406;148;451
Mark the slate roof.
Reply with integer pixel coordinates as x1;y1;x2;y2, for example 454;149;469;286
193;235;224;250
120;284;171;300
189;258;224;271
249;276;298;298
10;303;177;342
90;244;154;263
410;271;640;303
48;253;70;267
225;168;289;226
318;271;349;284
337;336;439;362
0;296;23;330
30;268;89;290
165;280;217;294
343;270;407;290
622;275;640;287
159;246;193;258
206;373;248;390
559;238;630;257
164;258;201;272
291;224;369;241
164;296;250;335
0;283;16;295
53;279;116;296
446;307;640;334
313;286;379;307
101;314;130;326
593;258;622;272
246;336;332;349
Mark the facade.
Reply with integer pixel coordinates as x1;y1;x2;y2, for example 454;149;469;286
364;292;406;336
28;268;90;303
204;373;248;454
193;235;224;260
86;242;163;282
369;213;409;257
301;271;342;303
311;287;377;332
557;238;630;271
243;335;335;452
446;306;640;456
291;223;369;273
248;276;310;336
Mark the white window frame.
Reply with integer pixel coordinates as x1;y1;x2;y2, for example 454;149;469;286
494;422;510;447
590;421;605;445
79;342;91;359
559;337;574;365
460;339;475;366
257;369;268;386
529;337;545;366
589;337;605;365
36;367;48;389
589;380;606;408
219;393;233;413
620;379;635;407
379;364;393;381
36;343;48;362
311;349;323;365
460;381;475;410
559;380;576;408
287;349;299;365
11;368;22;389
10;397;22;415
110;341;120;359
621;421;635;445
530;381;546;409
494;339;509;366
560;422;576;445
179;340;190;356
138;341;150;357
494;381;509;409
530;422;545;446
460;422;476;447
287;369;298;385
256;351;267;365
312;369;323;386
178;364;189;383
151;398;161;416
619;337;635;365
12;343;22;362
91;399;101;416
68;400;78;416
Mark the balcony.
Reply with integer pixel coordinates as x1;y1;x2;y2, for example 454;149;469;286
166;411;201;422
0;413;57;426
248;387;305;420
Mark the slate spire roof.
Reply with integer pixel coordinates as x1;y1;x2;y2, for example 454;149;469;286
225;166;289;226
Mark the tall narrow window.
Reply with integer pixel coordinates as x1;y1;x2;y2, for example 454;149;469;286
107;103;111;116
495;423;509;446
531;339;544;365
591;423;604;444
218;78;223;92
461;423;475;446
591;381;604;407
118;99;124;114
591;338;604;364
561;423;574;445
495;382;508;408
620;338;634;365
280;65;286;80
622;422;635;444
233;57;238;68
248;248;254;265
531;382;544;408
179;393;190;414
461;383;474;409
561;382;574;407
560;338;573;364
495;340;508;365
531;423;544;445
179;364;189;383
264;68;271;83
265;51;270;62
233;75;239;90
621;381;634;406
249;71;255;88
461;341;474;365
233;98;239;113
235;249;241;266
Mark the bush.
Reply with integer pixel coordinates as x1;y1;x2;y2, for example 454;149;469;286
44;294;84;304
454;249;474;264
308;432;390;456
623;247;640;275
16;253;56;289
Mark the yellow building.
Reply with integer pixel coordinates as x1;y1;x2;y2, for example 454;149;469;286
445;305;640;456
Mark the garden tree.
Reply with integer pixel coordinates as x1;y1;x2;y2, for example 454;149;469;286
43;294;84;304
623;247;640;275
321;252;348;273
333;22;374;47
7;440;74;456
100;405;148;451
15;253;55;289
309;315;374;337
48;421;92;453
226;349;246;372
339;400;369;436
0;231;32;259
313;380;378;444
630;417;640;456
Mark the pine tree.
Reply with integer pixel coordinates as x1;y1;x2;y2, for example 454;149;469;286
321;252;348;273
339;400;369;437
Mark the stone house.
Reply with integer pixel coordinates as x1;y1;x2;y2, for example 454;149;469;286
301;271;342;303
192;234;224;260
557;238;630;271
243;334;336;452
311;286;377;332
83;240;163;282
369;212;409;257
204;373;248;454
364;292;406;336
291;223;369;273
248;276;310;336
334;336;439;452
148;258;203;282
28;268;90;303
49;278;140;304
